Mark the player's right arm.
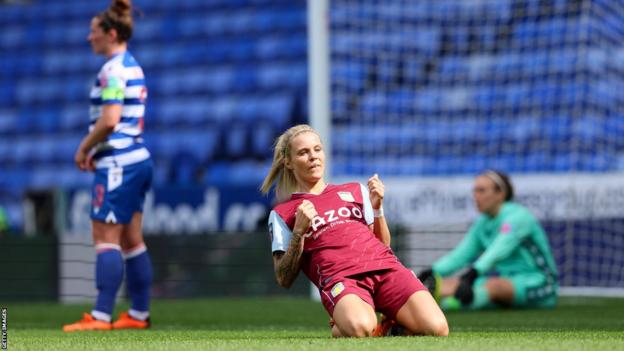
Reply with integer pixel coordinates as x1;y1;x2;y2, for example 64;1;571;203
432;220;483;277
75;69;126;171
271;200;316;288
75;104;122;171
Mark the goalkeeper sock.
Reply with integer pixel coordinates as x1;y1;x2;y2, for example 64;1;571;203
469;285;491;310
93;244;124;321
440;296;462;311
124;244;153;316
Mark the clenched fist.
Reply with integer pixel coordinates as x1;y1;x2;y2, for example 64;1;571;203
293;199;318;237
367;173;385;210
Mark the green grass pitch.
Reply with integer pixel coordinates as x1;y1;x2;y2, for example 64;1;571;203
6;296;624;350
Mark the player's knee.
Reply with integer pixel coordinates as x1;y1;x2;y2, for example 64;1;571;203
408;316;449;337
428;317;449;337
338;317;377;337
331;325;342;338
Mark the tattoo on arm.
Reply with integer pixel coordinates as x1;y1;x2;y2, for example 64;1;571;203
274;232;304;288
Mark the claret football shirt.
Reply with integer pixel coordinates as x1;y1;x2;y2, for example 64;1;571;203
269;183;400;289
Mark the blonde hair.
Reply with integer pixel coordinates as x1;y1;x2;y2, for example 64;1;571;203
260;124;321;200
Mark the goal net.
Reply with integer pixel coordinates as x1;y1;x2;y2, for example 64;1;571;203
325;0;624;294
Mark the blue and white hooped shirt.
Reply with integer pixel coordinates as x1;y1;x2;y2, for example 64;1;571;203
89;51;149;169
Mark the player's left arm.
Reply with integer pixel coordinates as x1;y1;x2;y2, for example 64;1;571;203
365;174;391;246
472;214;531;274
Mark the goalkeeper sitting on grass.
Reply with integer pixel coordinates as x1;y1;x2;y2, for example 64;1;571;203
418;170;558;311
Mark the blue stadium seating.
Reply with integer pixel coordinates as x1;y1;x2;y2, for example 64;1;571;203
204;160;270;187
150;129;220;164
2;0;623;198
0;109;17;135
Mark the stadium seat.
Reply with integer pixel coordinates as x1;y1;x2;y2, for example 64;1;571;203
332;61;367;91
228;10;255;34
232;66;257;93
523;151;549;172
206;67;236;93
0;109;18;136
514;18;583;49
255;36;284;60
54;134;82;164
0;168;30;197
203;161;230;186
34;108;61;134
0;5;24;26
153;129;220;164
436;56;470;84
256;62;306;90
582;152;613;172
60;105;89;131
221;120;248;160
13;52;41;76
259;94;292;126
249;119;277;159
0;140;10;164
0;24;24;50
170;151;202;185
204;160;269;186
28;136;57;165
551;154;573;172
16;108;38;135
211;97;237;122
133;16;164;41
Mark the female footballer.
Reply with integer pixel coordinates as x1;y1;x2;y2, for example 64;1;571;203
418;171;558;311
261;124;448;337
63;0;153;331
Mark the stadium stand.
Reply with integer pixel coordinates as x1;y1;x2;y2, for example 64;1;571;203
2;0;623;234
330;0;624;178
0;0;308;231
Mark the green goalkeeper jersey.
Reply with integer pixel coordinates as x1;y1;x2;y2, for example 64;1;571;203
432;202;558;280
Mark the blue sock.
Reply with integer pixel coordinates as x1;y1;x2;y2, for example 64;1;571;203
125;247;153;316
93;247;124;321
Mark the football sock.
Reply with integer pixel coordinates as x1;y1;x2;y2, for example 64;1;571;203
469;285;491;309
124;244;153;318
440;296;462;311
93;244;124;321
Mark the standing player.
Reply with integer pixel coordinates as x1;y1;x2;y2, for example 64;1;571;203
260;124;448;337
418;171;558;311
63;0;153;331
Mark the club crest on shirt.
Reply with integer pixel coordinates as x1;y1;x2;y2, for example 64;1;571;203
501;222;512;234
331;282;345;297
337;191;355;202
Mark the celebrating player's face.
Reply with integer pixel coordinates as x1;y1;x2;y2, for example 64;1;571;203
287;132;325;187
473;175;505;215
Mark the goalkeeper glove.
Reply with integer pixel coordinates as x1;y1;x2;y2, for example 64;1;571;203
417;268;441;301
417;268;433;282
454;267;478;306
